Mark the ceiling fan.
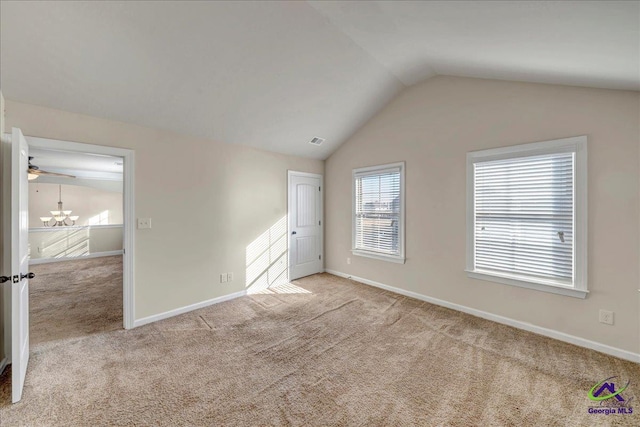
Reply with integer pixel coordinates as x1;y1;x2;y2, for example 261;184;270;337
28;156;76;180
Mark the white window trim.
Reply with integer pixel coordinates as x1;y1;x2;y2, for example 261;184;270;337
465;136;588;298
352;161;406;264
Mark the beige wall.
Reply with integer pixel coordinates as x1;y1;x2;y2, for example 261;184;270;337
326;76;640;354
89;226;124;254
5;100;324;319
29;183;123;227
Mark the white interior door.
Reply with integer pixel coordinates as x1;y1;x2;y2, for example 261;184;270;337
288;171;323;280
11;127;30;403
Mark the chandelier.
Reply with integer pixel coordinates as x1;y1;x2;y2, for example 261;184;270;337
39;185;79;227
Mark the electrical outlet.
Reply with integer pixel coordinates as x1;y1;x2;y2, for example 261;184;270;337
599;309;614;325
137;218;152;229
347;257;351;265
220;273;227;283
227;272;233;282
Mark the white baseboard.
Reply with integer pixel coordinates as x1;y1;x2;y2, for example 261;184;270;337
29;250;124;265
325;269;640;364
133;290;247;328
0;357;7;375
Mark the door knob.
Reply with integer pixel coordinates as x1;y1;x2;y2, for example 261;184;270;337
292;231;297;235
0;276;11;284
20;272;35;280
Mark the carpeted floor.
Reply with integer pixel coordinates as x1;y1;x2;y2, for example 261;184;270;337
0;267;638;426
29;255;123;347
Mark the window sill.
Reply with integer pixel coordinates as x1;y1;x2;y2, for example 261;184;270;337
466;270;588;299
352;249;405;264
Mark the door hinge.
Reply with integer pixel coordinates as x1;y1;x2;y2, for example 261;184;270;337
319;255;322;260
319;220;321;226
319;186;321;192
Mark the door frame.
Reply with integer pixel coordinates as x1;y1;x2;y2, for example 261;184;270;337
287;170;323;281
1;128;10;368
9;136;136;335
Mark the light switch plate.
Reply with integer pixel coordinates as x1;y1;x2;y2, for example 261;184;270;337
137;218;152;229
599;309;614;325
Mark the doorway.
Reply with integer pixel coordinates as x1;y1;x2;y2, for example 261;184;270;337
1;131;134;403
287;171;323;281
25;136;135;330
27;145;125;345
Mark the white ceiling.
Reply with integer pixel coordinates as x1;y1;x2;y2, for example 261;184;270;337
29;141;123;181
1;1;638;160
310;1;640;89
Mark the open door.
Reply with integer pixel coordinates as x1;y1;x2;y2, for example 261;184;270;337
10;127;30;403
288;171;323;280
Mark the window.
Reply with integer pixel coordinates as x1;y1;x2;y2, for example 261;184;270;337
466;137;587;298
352;162;405;263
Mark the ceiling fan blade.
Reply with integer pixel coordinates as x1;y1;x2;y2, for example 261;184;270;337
28;157;75;178
30;169;76;179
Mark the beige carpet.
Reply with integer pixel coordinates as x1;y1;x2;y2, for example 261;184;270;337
1;271;638;426
29;255;123;347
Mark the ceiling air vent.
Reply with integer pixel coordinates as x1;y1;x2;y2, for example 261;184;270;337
309;137;325;146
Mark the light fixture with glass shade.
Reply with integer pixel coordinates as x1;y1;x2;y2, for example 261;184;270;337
40;185;79;227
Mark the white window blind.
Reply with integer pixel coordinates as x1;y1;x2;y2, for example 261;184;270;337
473;152;574;284
354;166;402;258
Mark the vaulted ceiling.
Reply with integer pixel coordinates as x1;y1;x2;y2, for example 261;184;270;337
1;1;638;160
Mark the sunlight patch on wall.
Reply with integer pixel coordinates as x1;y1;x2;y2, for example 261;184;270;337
246;215;310;294
245;216;313;295
88;210;109;225
38;228;90;258
246;216;288;293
